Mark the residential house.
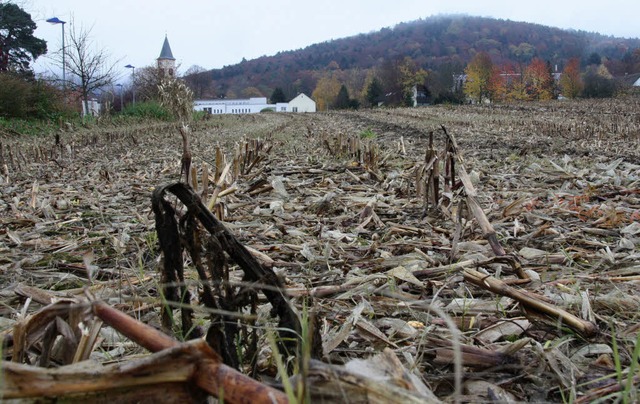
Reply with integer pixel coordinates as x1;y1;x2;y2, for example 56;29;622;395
616;73;640;92
287;93;316;112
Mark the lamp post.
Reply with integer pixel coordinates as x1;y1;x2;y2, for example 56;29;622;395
116;83;124;111
125;64;135;106
46;17;66;95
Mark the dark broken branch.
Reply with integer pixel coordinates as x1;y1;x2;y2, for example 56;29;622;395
152;182;304;358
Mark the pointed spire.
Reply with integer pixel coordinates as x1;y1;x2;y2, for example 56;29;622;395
158;35;175;60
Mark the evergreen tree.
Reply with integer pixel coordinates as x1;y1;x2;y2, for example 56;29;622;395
366;77;383;107
0;3;47;74
333;84;351;109
270;87;286;103
582;65;615;98
587;52;602;66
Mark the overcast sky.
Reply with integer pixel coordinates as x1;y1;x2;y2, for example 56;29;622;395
19;0;640;79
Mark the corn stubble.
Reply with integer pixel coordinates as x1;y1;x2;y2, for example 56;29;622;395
1;98;639;402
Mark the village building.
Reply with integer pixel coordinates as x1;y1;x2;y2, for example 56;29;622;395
287;93;316;112
616;72;640;92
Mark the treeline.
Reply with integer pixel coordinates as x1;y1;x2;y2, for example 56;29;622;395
0;3;72;120
183;15;640;107
0;73;72;120
461;51;632;103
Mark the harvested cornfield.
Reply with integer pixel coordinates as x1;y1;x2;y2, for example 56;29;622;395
0;98;639;402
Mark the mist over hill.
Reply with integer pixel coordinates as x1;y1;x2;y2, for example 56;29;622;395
183;15;640;103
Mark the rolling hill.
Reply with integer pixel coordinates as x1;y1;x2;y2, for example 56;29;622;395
183;15;640;103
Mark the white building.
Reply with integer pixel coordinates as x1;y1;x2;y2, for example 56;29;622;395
288;93;316;112
194;97;272;114
82;98;101;117
194;93;316;115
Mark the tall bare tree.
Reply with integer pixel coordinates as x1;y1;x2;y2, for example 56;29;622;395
63;18;120;116
133;65;163;101
183;65;211;99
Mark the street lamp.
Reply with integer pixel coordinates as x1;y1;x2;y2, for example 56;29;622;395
125;64;135;105
46;17;66;94
116;83;124;111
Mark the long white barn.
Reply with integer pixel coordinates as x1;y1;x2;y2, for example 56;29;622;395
194;93;316;115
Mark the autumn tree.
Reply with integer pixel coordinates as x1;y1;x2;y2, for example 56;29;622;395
377;56;427;106
464;52;494;103
0;3;64;119
524;58;555;100
326;60;340;71
241;86;263;98
559;58;582;98
0;3;46;75
311;75;340;111
509;42;536;63
487;65;507;102
398;56;428;106
340;68;367;105
628;49;640;73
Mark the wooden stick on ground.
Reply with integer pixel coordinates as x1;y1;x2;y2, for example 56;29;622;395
93;300;288;403
463;268;598;337
2;340;212;401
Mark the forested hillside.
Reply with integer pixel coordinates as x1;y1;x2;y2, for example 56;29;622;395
183;15;640;106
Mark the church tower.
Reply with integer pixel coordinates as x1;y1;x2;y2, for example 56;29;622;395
157;35;176;78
